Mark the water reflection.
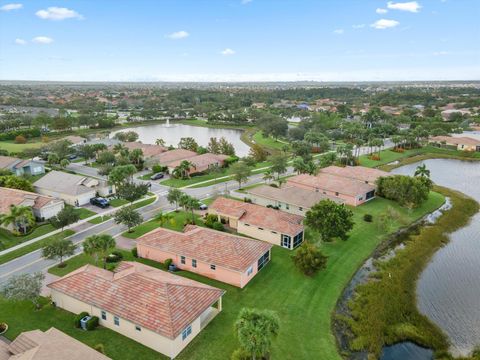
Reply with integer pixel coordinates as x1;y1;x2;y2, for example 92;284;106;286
392;159;480;357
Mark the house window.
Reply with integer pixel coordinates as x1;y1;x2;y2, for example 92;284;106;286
257;251;270;271
244;223;250;227
286;204;289;210
293;231;304;248
135;325;141;332
299;207;303;211
114;316;120;326
247;266;253;276
271;231;277;234
101;311;107;320
258;227;264;230
182;325;192;341
181;256;186;264
335;192;339;196
210;264;216;270
281;234;291;249
192;259;197;268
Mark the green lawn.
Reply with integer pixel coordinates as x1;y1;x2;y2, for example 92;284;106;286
41;192;445;360
0;230;75;265
252;131;289;151
0;223;56;251
73;207;96;220
131;196;156;209
109;198;129;207
87;215;112;224
122;210;204;239
0;140;45;153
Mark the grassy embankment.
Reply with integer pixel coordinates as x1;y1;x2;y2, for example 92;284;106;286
18;192;444;360
345;187;479;359
0;223;56;250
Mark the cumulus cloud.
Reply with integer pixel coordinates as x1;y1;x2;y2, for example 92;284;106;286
14;38;26;45
371;19;400;29
36;7;83;20
166;30;189;39
1;3;22;11
376;8;388;14
387;1;422;12
352;24;366;29
32;36;54;44
333;29;344;34
221;48;235;56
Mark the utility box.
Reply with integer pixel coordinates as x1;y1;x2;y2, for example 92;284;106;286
80;316;92;330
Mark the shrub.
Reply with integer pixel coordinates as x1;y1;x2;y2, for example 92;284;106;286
106;250;123;263
131;248;138;258
292;243;328;276
224;155;240;167
86;316;99;331
363;214;373;222
94;344;105;354
212;221;224;231
204;214;220;228
164;258;173;269
231;348;251;360
152;164;167;173
369;154;380;161
14;135;27;144
74;312;89;328
269;183;278;188
243;197;252;203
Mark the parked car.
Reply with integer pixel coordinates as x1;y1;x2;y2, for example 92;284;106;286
150;172;165;180
199;203;208;210
68;154;77;160
90;197;110;208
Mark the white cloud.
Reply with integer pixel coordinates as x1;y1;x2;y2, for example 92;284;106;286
387;1;422;12
352;24;365;29
376;8;388;14
241;0;253;4
32;36;54;44
333;29;344;34
166;30;189;40
14;38;26;45
370;19;400;29
36;7;83;20
221;48;235;56
1;3;22;11
433;51;449;56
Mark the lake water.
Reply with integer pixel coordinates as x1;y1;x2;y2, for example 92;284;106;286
380;342;433;360
392;159;480;357
110;123;251;157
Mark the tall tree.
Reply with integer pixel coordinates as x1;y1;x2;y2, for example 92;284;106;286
83;234;116;269
0;205;35;235
234;308;280;360
167;188;183;211
109;164;137;187
269;153;288;180
42;238;77;267
49;206;80;230
114;206;143;232
178;137;199;152
414;164;431;178
1;272;45;310
230;161;252;189
305;200;354;242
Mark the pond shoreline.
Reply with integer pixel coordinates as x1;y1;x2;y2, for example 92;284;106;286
333;185;480;360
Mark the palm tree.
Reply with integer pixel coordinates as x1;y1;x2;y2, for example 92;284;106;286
154;211;175;228
262;170;274;183
0;205;35;235
414;164;430;178
155;138;166;147
113;143;126;154
185;197;200;224
83;234;116;269
172;160;195;179
59;158;70;169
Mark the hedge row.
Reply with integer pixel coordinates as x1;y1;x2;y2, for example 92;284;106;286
0;128;41;141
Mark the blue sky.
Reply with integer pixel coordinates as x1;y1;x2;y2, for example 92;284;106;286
0;0;479;81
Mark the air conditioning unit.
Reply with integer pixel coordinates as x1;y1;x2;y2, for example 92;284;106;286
80;316;92;330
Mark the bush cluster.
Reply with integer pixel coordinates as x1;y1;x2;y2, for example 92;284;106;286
74;312;89;328
204;214;225;231
0;128;41;141
363;214;373;222
86;316;99;331
106;250;124;263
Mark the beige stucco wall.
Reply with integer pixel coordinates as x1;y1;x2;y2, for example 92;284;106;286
35;201;65;220
34;187;95;206
137;244;259;288
50;289;214;358
237;221;283;246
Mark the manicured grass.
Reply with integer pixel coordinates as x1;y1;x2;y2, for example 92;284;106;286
0;296;167;360
87;215;112;224
252;131;290;151
41;193;444;360
346;187;478;358
0;223;56;250
73;207;96;220
131;196;156;209
0;140;45;153
109;198;129;207
0;230;75;265
122;210;204;239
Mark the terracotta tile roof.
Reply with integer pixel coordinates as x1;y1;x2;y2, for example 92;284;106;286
167;153;228;169
138;225;272;272
287;173;375;197
320;165;389;184
246;184;344;209
151;149;197;165
123;142;168;157
0;187;63;214
6;327;110;360
63;135;86;145
429;136;480;146
47;262;224;340
33;171;103;196
210;197;304;235
0;156;20;169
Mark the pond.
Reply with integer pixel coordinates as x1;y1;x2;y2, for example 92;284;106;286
392;158;480;357
110;122;251;157
380;342;433;360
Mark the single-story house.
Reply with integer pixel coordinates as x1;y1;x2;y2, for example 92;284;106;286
137;225;273;288
245;184;344;216
0;187;64;223
48;262;224;359
209;197;305;250
319;165;390;185
428;136;480;152
440;109;470;121
122;142;168;158
0;156;45;176
0;327;111;360
63;135;87;146
34;170;114;206
167;153;229;175
287;173;376;207
151;149;197;167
